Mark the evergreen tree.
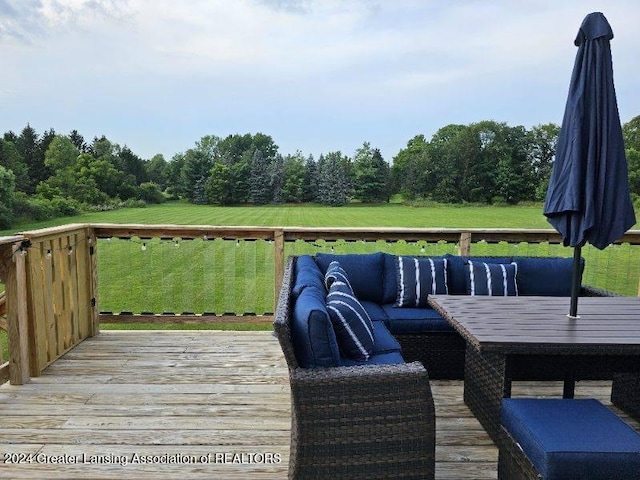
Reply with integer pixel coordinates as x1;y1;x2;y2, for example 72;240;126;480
283;152;307;203
302;154;318;202
270;154;285;204
0;138;29;192
206;162;233;205
352;142;390;203
318;151;351;206
249;149;271;205
16;124;43;194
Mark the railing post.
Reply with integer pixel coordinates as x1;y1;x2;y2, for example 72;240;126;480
0;242;31;385
88;228;100;336
458;232;472;256
273;228;285;310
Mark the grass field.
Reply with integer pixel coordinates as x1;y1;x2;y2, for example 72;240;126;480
1;201;638;363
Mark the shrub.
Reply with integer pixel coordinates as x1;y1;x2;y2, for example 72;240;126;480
138;182;165;204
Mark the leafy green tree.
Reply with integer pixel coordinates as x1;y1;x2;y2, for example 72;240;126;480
0;139;29;192
42;135;80;197
164;153;186;198
623;115;640;151
181;148;213;203
231;157;251;204
0;165;16;228
528;123;560;200
205;163;233;205
392;134;431;200
352;142;390;203
283;152;307;203
146;154;168;189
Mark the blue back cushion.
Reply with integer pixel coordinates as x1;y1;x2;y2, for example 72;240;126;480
396;256;448;307
316;252;385;303
382;253;399;304
292;255;325;298
292;285;340;368
502;398;640;479
514;256;583;296
446;254;513;294
326;280;375;361
466;261;518;296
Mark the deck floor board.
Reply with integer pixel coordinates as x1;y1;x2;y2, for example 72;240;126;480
1;330;637;479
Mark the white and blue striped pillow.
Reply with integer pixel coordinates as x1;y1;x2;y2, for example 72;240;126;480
466;261;519;296
326;280;375;361
324;261;354;291
396;256;448;307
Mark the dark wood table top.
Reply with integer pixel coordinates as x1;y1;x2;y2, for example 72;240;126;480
428;295;640;354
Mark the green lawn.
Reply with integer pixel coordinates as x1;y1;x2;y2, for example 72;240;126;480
1;201;638;364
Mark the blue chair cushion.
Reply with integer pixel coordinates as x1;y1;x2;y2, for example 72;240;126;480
360;300;388;322
326;280;375;361
292;255;325;298
341;351;405;367
382;253;399;304
292;286;340;368
382;305;454;334
316;252;385;303
370;320;402;354
513;256;584;296
396;256;449;307
465;260;518;296
502;398;640;480
445;254;513;294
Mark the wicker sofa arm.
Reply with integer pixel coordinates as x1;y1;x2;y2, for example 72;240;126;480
287;361;436;479
581;284;619;297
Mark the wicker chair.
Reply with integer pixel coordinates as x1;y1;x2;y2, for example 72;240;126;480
273;256;436;480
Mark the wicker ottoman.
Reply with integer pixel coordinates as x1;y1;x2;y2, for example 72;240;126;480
498;398;640;480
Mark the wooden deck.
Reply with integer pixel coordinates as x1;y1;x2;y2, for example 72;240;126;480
1;331;638;479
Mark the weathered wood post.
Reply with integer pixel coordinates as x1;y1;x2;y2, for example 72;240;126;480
273;228;285;310
0;240;31;385
458;231;472;256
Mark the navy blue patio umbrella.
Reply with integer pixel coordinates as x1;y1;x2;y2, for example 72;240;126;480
544;12;636;318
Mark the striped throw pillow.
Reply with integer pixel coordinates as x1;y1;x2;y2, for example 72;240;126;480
466;261;519;296
324;261;354;291
326;280;375;361
396;256;448;307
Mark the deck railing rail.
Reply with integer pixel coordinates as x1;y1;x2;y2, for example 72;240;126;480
2;223;640;385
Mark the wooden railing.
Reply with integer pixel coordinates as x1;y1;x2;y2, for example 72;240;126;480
2;223;640;385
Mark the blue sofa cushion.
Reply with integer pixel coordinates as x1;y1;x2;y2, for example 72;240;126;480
292;255;325;298
466;260;518;296
445;254;513;294
502;398;640;480
382;305;454;334
292;285;340;368
370;320;402;354
396;256;448;307
341;351;405;367
360;300;388;323
316;252;385;303
326;280;375;361
514;256;584;296
382;253;399;304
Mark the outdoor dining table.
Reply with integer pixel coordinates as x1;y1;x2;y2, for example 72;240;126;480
428;295;640;445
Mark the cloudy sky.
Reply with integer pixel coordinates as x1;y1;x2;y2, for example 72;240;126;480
2;0;639;162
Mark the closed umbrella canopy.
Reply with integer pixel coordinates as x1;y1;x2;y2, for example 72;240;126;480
544;12;635;250
544;12;635;317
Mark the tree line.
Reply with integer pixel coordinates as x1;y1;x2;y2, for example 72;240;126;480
1;116;639;229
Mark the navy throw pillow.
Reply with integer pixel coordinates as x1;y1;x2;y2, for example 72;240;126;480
396;256;448;307
326;280;375;361
324;261;353;291
466;261;519;296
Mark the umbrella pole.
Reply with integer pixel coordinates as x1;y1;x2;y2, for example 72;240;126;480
569;245;582;318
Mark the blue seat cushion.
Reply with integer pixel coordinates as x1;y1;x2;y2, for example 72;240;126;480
341;351;405;367
316;252;385;303
292;255;325;298
445;254;513;294
361;300;388;322
382;305;454;334
370;320;402;354
513;256;584;296
502;398;640;480
292;286;340;368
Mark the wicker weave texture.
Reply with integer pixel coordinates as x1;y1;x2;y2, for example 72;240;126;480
274;256;436;479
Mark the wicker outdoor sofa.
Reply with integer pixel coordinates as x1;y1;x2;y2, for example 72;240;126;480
273;251;611;479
